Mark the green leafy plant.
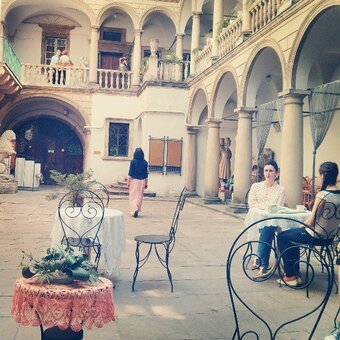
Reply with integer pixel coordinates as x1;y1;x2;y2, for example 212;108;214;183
218;18;231;34
192;47;203;55
46;169;97;202
162;50;179;62
20;247;101;284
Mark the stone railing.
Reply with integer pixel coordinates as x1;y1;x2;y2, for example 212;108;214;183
218;17;243;57
21;63;89;88
158;60;190;82
194;44;213;75
97;69;132;90
250;0;285;33
21;63;133;90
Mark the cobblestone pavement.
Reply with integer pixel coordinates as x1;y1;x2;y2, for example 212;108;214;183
0;188;338;339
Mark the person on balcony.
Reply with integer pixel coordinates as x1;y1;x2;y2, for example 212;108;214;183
58;50;73;85
277;161;340;286
247;160;285;278
50;49;61;84
127;148;148;218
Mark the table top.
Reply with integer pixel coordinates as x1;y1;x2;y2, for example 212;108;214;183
11;277;115;332
51;208;126;276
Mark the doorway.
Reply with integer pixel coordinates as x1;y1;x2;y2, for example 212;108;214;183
100;52;123;70
14;118;83;184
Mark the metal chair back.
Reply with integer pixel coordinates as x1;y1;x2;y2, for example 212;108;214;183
58;189;105;249
168;187;188;252
92;182;110;207
226;216;334;339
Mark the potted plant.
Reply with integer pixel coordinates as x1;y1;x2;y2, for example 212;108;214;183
21;247;101;284
162;50;178;63
46;169;98;206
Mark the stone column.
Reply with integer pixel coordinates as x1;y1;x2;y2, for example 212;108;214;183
212;0;223;58
203;119;222;203
242;0;251;35
132;29;143;87
279;89;310;208
176;34;184;60
89;26;99;85
232;107;255;207
190;11;201;76
184;126;198;194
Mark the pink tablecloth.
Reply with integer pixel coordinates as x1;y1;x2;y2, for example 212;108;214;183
11;277;115;332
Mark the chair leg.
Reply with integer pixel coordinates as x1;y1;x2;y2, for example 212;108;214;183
165;244;173;292
132;242;141;292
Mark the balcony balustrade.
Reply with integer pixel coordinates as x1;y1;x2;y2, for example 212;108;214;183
250;0;285;33
97;69;132;90
218;17;243;57
194;44;212;75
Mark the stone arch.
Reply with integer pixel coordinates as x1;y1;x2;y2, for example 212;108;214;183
2;0;95;24
241;40;286;107
210;67;239;119
2;93;88;146
187;85;209;125
140;7;179;32
288;0;340;88
178;0;192;34
96;3;139;29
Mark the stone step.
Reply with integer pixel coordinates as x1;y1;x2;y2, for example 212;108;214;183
107;188;156;197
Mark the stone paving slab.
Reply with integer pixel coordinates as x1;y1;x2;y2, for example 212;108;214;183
0;189;338;339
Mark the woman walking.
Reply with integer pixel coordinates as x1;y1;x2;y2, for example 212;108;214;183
128;148;148;217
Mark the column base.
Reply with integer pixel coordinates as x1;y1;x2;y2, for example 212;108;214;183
186;191;198;197
88;81;100;89
201;196;221;204
229;202;248;214
236;32;251;46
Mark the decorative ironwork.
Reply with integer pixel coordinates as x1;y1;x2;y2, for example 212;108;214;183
58;189;105;269
226;213;337;339
108;122;129;157
148;136;183;175
3;37;21;80
132;187;187;292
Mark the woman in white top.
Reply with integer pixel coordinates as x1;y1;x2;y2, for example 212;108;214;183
247;161;285;278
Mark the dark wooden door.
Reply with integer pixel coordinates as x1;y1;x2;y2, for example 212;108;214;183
101;52;123;70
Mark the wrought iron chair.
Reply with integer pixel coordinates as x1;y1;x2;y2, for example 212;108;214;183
92;182;110;207
132;187;188;292
227;216;335;339
58;189;105;268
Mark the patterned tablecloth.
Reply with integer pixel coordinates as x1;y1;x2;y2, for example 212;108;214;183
245;207;311;241
11;277;115;332
51;208;126;276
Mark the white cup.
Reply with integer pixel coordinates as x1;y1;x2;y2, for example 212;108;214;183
296;205;306;211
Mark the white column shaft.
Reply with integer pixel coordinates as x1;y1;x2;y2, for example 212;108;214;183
233;109;253;204
176;34;184;60
89;27;99;83
212;0;223;57
204;120;221;198
242;0;251;33
280;92;306;207
132;30;142;86
190;12;201;75
184;128;197;192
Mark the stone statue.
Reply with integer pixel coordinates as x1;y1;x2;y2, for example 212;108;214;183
219;137;232;183
0;130;16;174
150;39;159;56
0;130;18;194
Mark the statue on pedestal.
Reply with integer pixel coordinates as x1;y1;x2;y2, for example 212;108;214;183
219;137;232;185
0;130;18;194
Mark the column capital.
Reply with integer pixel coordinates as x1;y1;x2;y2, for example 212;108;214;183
90;25;99;31
278;89;311;99
192;11;202;17
176;33;185;39
134;29;143;36
186;125;199;133
205;118;222;127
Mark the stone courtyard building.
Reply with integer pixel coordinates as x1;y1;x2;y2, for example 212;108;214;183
0;0;339;205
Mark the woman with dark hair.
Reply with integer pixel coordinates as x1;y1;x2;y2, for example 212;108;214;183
127;148;148;217
278;161;340;286
247;160;286;278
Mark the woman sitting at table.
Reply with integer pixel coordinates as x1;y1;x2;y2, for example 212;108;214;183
247;160;286;278
277;161;340;286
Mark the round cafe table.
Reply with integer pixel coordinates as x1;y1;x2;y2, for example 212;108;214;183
11;277;115;337
245;207;311;241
